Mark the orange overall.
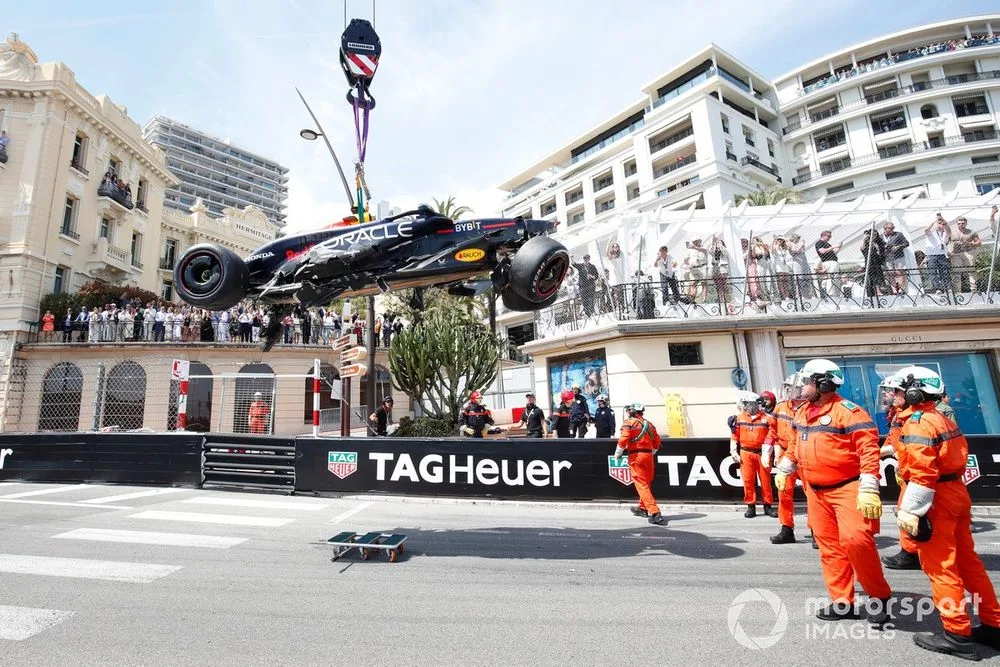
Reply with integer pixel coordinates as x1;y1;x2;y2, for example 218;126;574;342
897;403;1000;637
618;417;662;515
786;396;891;605
885;406;918;554
733;411;775;505
249;400;270;434
768;400;803;528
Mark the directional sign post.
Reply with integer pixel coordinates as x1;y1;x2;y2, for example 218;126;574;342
340;346;367;365
331;334;356;351
332;334;359;436
340;363;368;379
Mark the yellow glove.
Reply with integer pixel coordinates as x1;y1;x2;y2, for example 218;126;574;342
896;510;919;536
481;427;490;437
461;426;474;436
775;472;789;493
895;473;904;487
857;491;882;520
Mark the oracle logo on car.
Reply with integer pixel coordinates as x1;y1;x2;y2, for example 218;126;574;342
454;248;486;263
0;448;12;470
369;452;572;487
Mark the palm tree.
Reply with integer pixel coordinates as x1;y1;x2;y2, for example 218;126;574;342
735;186;805;207
432;196;473;220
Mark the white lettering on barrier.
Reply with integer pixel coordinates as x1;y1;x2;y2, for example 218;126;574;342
368;453;572;487
0;448;10;469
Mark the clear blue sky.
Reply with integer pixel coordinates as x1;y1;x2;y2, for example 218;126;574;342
6;1;999;230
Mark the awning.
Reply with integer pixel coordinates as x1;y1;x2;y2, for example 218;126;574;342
869;106;905;120
806;96;837;111
863;77;897;90
957;116;996;128
952;92;987;102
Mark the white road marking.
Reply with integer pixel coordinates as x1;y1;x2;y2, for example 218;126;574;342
181;496;328;511
0;482;22;487
84;488;187;505
0;606;76;641
0;498;133;510
329;501;373;524
0;484;89;499
128;510;292;527
0;554;180;583
51;528;247;549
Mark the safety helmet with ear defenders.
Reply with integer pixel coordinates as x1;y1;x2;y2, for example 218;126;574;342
893;366;944;406
797;359;844;394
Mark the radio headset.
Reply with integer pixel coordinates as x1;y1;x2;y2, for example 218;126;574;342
816;373;838;394
903;374;925;406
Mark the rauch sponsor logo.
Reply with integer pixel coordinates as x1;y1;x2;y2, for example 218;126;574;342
328;451;358;479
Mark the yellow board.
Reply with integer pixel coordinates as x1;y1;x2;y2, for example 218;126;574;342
664;393;687;438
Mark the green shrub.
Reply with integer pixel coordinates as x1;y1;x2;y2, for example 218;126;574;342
393;416;457;438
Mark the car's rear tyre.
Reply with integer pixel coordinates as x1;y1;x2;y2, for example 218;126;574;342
174;243;248;310
500;287;559;312
509;236;569;303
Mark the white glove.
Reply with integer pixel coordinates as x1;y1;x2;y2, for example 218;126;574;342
880;444;896;459
762;444;773;470
461;426;474;436
729;440;740;464
614;446;625;459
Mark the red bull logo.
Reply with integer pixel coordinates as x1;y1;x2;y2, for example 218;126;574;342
286;244;315;262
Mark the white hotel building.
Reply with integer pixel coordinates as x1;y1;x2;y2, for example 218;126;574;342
488;15;1000;439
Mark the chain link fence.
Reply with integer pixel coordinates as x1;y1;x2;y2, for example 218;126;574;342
1;354;345;436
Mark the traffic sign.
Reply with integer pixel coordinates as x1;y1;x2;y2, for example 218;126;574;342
340;346;367;364
340;363;368;379
331;334;356;351
171;359;190;381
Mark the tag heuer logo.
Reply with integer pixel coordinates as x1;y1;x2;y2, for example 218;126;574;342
328;451;358;479
962;454;980;486
608;456;633;486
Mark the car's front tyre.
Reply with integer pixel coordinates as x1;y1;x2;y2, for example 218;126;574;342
508;236;569;303
174;243;249;310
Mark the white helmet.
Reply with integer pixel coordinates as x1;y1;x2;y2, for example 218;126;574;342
781;374;803;401
878;373;905;409
894;366;945;401
737;391;759;414
597;393;608;402
796;359;844;391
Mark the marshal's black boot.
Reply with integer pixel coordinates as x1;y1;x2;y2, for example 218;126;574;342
744;504;756;518
770;525;795;544
913;631;981;661
880;548;920;570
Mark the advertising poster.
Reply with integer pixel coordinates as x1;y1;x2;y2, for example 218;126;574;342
548;350;608;414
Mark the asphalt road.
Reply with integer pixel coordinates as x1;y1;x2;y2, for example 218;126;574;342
0;482;998;665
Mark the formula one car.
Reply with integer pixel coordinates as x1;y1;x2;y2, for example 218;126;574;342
173;205;569;351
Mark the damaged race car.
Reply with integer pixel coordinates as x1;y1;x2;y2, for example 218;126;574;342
172;204;570;351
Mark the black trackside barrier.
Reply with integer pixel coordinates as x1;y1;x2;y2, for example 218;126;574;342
203;435;296;491
0;433;203;485
294;436;1000;503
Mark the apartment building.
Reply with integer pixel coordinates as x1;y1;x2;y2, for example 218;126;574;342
499;45;785;225
775;15;1000;201
0;33;177;336
143;116;289;228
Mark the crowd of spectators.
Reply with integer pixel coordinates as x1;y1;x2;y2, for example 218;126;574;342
801;33;1000;95
36;296;408;347
553;207;998;318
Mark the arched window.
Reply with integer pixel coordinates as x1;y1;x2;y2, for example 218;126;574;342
359;365;392;412
101;361;146;430
168;362;213;432
234;363;274;434
304;363;340;423
792;142;807;158
920;104;938;119
38;362;83;431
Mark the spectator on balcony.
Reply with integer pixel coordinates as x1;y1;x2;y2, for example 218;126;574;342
380;313;391;347
40;309;55;342
881;221;910;295
216;309;230;343
62;308;74;343
709;237;731;304
861;229;887;297
605;240;627;312
143;304;155;341
924;213;952;294
771;237;794;300
574;254;600;316
654;245;681;305
172;307;183;341
0;130;8;152
299;307;311;345
785;233;815;299
682;240;709;302
814;230;842;297
238;308;252;343
75;307;89;342
949;217;981;293
252;310;263;343
311;309;323;344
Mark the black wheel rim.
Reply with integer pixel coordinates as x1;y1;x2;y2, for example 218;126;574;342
535;253;568;299
180;252;222;296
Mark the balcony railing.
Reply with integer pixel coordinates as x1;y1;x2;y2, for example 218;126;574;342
649;127;694;154
653;154;697;179
569;117;645;165
533;267;1000;341
136;202;149;214
726;150;738;162
795;131;1000;185
0;147;7;164
651;67;717;109
90;238;131;272
797;35;1000;97
159;257;176;271
784;69;1000;134
565;192;583;205
70;158;89;175
97;180;135;210
740;155;780;179
59;226;81;241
